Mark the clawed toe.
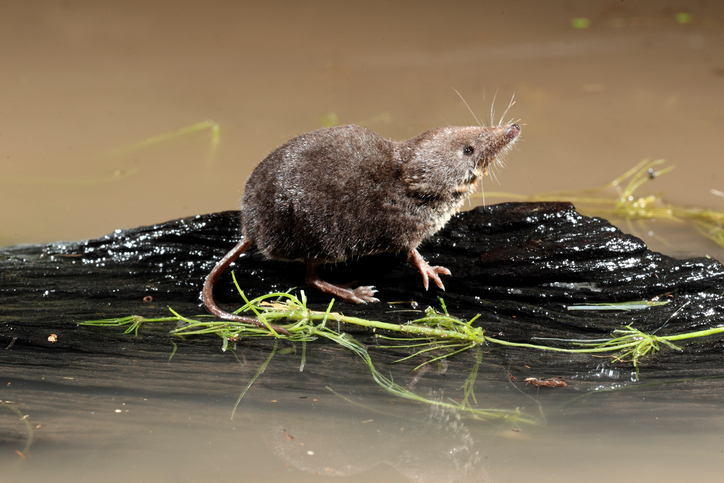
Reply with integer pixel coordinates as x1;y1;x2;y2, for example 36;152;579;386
408;249;451;291
427;266;451;291
351;285;379;304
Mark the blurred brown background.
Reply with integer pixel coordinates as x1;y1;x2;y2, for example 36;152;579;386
1;0;722;251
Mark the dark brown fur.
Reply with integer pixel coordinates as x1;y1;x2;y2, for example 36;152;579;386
243;125;518;262
202;123;520;326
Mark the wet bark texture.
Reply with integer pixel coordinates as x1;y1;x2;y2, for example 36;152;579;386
2;202;724;408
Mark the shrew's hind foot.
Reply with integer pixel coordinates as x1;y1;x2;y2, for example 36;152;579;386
305;262;380;304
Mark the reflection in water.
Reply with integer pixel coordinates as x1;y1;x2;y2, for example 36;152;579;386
3;337;723;482
269;398;488;482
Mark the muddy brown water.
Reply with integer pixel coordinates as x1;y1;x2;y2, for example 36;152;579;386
2;1;724;482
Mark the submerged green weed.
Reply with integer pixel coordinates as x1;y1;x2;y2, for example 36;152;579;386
84;291;539;424
82;289;724;416
1;401;33;460
484;159;724;248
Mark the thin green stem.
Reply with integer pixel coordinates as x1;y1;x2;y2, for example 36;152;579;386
230;339;278;420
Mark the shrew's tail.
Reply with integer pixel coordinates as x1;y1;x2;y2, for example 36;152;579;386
202;238;289;335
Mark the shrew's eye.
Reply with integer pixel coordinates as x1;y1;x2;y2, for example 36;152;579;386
463;146;474;155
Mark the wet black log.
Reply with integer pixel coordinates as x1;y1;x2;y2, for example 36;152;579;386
2;202;724;387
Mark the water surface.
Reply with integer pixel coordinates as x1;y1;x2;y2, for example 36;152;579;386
2;1;723;481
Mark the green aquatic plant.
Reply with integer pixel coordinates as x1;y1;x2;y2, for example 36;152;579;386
484;159;724;247
1;401;34;460
0;120;220;187
83;291;539;424
231;339;278;420
566;300;671;311
106;120;220;168
82;288;724;398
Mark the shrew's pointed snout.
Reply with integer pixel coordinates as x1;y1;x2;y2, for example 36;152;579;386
504;124;521;142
